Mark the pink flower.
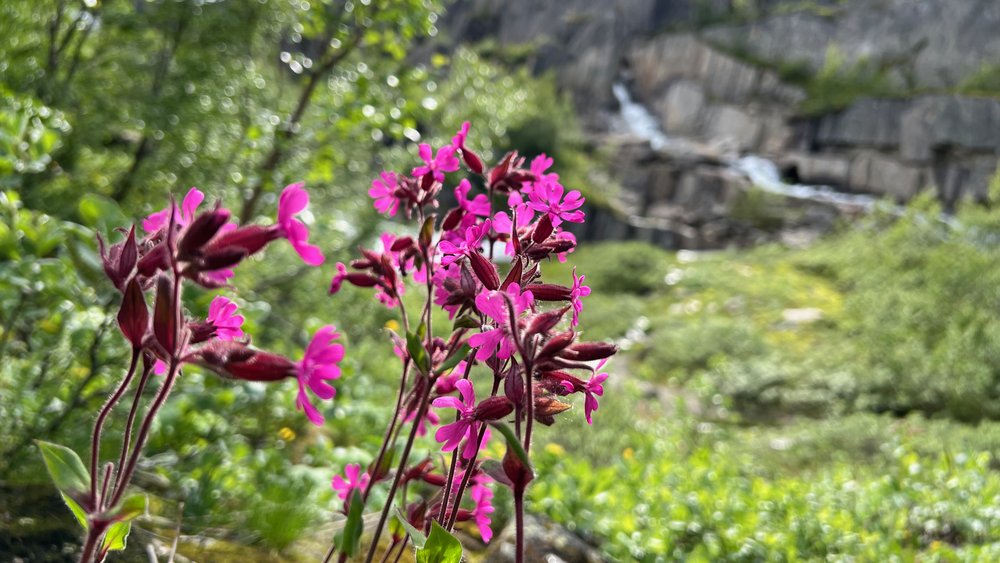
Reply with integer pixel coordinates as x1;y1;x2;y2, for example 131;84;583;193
435;361;466;394
451;121;471;149
526;180;585;227
468;284;534;361
277;183;324;266
471;483;495;543
439;219;491;266
206;296;244;341
329;262;349;294
412;143;460;183
529;154;558;189
143;187;204;232
432;379;480;460
331;463;370;501
561;362;608;425
554;230;576;263
296;325;344;426
405;406;440;437
369;171;402;217
455;179;490;217
569;267;591;327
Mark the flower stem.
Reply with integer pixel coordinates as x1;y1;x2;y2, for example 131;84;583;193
89;348;140;506
363;378;434;563
113;361;153;492
514;485;525;563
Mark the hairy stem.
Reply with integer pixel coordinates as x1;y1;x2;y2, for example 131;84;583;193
89;348;140;505
113;361;153;491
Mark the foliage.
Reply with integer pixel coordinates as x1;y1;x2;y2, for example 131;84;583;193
534;386;1000;561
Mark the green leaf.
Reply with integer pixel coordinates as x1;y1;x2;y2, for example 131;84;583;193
36;440;90;497
393;506;426;549
415;521;462;563
60;493;88;530
490;421;531;468
105;494;146;522
453;315;479;331
435;345;470;376
77;193;127;232
337;489;365;557
100;520;131;553
406;331;430;374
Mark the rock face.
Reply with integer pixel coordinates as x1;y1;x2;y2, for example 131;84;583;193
443;0;1000;247
484;514;606;563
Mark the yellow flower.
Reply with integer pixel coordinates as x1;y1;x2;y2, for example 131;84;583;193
545;443;565;457
622;447;634;461
278;427;296;441
384;319;400;331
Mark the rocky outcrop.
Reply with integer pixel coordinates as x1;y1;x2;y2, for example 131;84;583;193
624;34;999;207
484;514;606;563
703;0;1000;91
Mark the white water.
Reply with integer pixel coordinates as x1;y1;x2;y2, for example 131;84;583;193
611;82;877;211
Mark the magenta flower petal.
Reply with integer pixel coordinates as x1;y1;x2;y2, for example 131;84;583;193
295;325;343;425
277;183;325;266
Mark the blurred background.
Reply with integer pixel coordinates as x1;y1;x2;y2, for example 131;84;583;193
4;0;1000;560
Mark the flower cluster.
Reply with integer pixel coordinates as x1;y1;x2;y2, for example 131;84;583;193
103;183;340;425
328;121;616;557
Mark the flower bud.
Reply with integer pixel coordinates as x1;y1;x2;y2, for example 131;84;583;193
504;367;524;408
537;330;576;360
345;273;379;288
117;277;148;348
179;209;230;257
390;236;415;252
526;307;569;336
152;275;176;354
461;148;484;175
532;213;554;243
469;252;500;291
501;258;522;291
534;395;573;425
206;225;278;257
137;242;170;277
560;341;618;362
474;396;514;421
197;247;247;272
527;283;571;301
202;345;296;382
441;207;464;231
502;449;534;490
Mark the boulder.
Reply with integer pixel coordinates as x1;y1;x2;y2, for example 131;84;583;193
660;80;705;135
782;152;851;187
815;98;908;150
900;96;1000;162
484;514;606;563
849;151;927;200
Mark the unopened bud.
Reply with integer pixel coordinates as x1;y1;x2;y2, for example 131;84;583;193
469;252;500;291
532;213;554;243
474;396;514;421
461;148;484;175
179;209;230;257
117;278;148;348
527;283;571;301
526;307;569;336
561;341;618;362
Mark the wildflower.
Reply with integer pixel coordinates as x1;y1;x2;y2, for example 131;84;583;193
277;183;324;266
143;187;204;233
439;219;491;266
468;284;533;361
554;230;577;263
207;296;244;341
456;179;490;217
369;171;402;217
569;267;591;327
528;154;558;190
329;262;349;294
451;121;470;149
412;143;460;184
560;364;608;424
471;483;495;543
296;325;344;425
331;463;370;501
432;379;480;460
526;180;585;226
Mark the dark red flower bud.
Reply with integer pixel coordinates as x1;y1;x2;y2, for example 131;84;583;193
345;273;379;288
474;396;514;421
461;148;484;175
188;320;216;344
223;349;296;382
390;236;415;252
117;278;148;348
469;252;500;290
560;341;618;361
501;258;523;291
502;449;534;490
421;473;447;487
460;263;478;295
526;306;569;336
488;152;514;188
504;367;524;408
532;213;554;243
152;275;176;354
98;226;138;290
537;330;576;360
179;209;230;257
528;283;571;301
441;207;464;231
206;225;278;257
137;242;170;277
197;247;247;272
